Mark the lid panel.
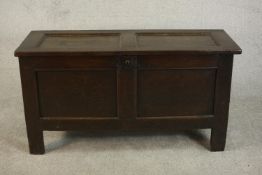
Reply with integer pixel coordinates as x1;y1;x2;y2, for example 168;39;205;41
14;30;242;57
39;33;120;50
136;32;218;49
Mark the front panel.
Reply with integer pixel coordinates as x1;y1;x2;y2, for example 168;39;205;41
37;70;117;118
137;55;218;118
26;57;118;119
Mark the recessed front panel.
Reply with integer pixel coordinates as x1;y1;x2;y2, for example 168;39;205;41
37;70;117;118
138;68;216;117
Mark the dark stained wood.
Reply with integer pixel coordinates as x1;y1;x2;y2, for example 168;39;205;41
40;115;213;131
15;30;241;57
15;30;241;154
39;33;120;50
211;54;234;151
24;56;117;69
37;70;117;118
139;54;218;69
138;69;216;117
40;118;121;131
19;59;45;154
117;56;138;119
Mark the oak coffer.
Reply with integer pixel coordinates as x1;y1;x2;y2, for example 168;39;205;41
14;30;242;154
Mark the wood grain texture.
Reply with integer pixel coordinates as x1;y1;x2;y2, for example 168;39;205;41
19;58;45;154
138;69;216;117
210;54;234;151
15;30;241;154
15;30;242;57
37;70;117;118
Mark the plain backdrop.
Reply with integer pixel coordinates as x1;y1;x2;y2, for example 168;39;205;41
0;0;261;175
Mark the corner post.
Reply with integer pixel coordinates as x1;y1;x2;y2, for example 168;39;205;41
211;54;233;151
19;57;45;154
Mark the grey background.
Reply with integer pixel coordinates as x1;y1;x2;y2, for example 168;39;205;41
0;0;261;174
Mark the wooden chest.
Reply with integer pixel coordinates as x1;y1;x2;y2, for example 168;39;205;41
15;30;241;154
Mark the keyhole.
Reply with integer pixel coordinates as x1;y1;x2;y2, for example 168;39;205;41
124;59;131;65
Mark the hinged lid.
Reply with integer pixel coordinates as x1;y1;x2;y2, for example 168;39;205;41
15;30;242;57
